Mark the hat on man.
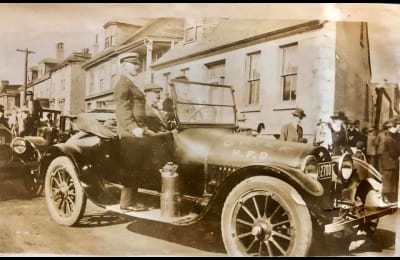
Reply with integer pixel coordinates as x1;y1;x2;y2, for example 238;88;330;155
331;111;348;121
144;83;162;93
292;108;306;119
26;90;33;96
119;52;141;65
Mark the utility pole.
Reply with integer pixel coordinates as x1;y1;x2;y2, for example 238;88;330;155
16;48;35;101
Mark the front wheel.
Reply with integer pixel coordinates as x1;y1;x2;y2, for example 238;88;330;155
221;176;313;256
44;156;86;226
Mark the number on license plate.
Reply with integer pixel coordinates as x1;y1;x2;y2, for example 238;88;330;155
318;163;332;180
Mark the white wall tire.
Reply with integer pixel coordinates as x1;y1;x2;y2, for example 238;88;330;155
44;156;86;226
221;176;313;256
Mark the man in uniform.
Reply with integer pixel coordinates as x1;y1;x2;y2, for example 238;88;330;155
143;83;168;133
279;108;306;142
114;52;150;212
22;90;42;136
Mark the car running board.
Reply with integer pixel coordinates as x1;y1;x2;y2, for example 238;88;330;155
105;204;199;225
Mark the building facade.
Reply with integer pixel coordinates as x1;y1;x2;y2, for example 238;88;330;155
24;43;91;115
0;80;21;116
151;19;372;142
81;18;184;111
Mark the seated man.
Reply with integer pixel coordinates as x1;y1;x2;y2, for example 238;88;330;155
143;83;168;133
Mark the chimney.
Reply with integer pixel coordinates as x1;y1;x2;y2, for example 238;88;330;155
92;34;99;55
81;48;90;54
56;42;64;60
1;80;9;87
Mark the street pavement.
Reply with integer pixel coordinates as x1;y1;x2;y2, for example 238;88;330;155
0;177;398;257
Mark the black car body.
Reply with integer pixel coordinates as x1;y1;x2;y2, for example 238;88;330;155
40;79;397;256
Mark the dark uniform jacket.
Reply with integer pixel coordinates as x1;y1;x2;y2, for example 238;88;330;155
114;75;146;137
381;132;400;171
145;104;167;133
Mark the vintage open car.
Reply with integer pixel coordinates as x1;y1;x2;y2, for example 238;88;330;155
40;79;397;256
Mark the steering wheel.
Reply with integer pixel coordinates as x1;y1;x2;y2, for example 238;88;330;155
186;106;217;122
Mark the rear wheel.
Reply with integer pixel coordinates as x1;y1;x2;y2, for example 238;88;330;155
44;156;86;226
221;176;313;256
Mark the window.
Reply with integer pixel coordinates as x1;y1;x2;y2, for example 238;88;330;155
111;74;117;88
245;52;261;106
184;26;201;43
86;102;92;111
99;67;105;90
89;71;94;94
281;43;298;102
105;37;110;48
206;60;225;85
59;99;65;112
111;63;117;88
110;36;116;46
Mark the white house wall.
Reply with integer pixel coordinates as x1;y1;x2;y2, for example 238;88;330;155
153;22;336;141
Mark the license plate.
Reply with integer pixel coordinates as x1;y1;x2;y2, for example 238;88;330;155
318;162;333;180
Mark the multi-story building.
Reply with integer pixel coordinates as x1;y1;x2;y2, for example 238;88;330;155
151;19;372;141
81;18;184;111
0;80;21;116
49;49;91;114
25;43;91;115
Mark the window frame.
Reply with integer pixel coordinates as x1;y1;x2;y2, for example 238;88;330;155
280;43;298;102
244;51;261;107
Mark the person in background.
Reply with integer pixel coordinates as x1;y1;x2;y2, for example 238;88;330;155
313;115;332;151
376;121;389;173
23;90;42;136
256;122;266;137
348;120;361;147
380;118;400;203
366;127;379;169
279;108;306;142
352;141;367;161
0;107;9;129
330;111;351;156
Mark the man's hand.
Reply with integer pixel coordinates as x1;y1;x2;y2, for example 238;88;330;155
132;127;144;138
144;128;157;136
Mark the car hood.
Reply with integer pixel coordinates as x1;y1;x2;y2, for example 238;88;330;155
174;128;327;169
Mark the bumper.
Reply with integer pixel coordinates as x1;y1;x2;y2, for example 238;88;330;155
324;204;397;234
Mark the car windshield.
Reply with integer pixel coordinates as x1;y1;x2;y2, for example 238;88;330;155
172;81;236;126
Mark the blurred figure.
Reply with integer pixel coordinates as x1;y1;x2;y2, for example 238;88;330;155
352;141;367;161
0;107;9;129
366;127;379;169
256;122;266;137
313;115;332;151
280;108;306;142
380;118;400;203
330;111;351;156
348;120;361;147
376;121;389;173
22;90;42;136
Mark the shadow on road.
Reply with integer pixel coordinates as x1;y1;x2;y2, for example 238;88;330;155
310;228;396;256
126;218;226;254
76;212;132;228
0;178;39;201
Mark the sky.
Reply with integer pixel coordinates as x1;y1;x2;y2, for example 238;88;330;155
0;3;399;84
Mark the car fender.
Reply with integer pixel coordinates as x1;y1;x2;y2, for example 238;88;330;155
199;164;324;222
40;143;83;180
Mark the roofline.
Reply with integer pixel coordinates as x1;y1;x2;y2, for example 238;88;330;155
151;20;324;70
51;53;91;72
82;36;182;70
103;21;142;29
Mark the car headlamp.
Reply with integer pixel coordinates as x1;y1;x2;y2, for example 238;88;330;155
301;155;318;174
11;137;27;154
338;153;353;181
